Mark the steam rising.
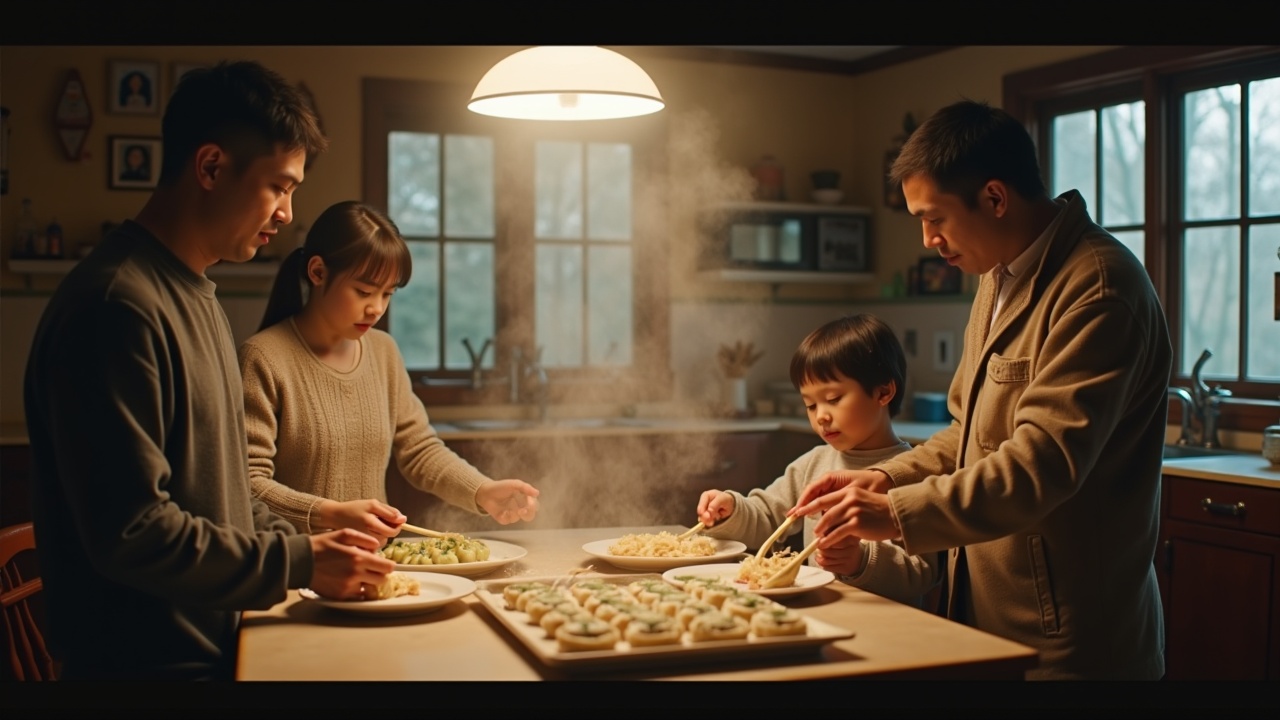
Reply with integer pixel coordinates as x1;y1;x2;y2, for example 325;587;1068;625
390;108;782;533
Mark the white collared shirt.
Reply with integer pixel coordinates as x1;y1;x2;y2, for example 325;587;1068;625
988;201;1067;334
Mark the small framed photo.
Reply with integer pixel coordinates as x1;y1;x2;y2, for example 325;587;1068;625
109;60;160;115
109;136;162;190
171;62;205;94
917;256;963;295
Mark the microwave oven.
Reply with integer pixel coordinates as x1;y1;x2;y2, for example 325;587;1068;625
699;202;871;273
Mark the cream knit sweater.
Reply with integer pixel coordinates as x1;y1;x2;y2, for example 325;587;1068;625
239;319;491;533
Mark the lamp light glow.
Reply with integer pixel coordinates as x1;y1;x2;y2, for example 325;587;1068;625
469;46;664;121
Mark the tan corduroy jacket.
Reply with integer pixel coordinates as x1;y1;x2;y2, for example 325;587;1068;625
875;191;1170;680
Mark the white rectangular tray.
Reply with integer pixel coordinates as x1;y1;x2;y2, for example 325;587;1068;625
474;573;855;674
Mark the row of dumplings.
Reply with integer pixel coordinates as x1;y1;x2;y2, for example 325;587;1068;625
499;576;808;653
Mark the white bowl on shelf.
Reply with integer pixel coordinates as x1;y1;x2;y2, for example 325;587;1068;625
811;189;844;205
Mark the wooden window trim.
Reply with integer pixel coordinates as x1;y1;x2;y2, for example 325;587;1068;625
362;77;673;408
1004;46;1280;433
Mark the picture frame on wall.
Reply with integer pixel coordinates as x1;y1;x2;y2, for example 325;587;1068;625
917;256;963;295
109;135;161;190
108;60;160;115
171;62;205;94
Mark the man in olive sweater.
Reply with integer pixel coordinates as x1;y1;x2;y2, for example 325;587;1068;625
23;61;393;680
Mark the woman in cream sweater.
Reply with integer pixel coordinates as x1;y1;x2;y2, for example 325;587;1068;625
239;201;539;538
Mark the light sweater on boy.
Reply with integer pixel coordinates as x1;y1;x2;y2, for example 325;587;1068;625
704;440;940;608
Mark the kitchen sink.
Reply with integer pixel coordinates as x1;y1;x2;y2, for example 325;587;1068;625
1162;444;1248;460
444;417;652;432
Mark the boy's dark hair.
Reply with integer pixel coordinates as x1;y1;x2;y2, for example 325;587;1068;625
889;99;1046;209
789;314;907;417
158;60;328;185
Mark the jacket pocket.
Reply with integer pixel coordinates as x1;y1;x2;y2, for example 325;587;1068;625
1027;535;1062;636
975;354;1031;451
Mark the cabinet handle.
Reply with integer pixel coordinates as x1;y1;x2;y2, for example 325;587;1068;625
1200;498;1246;517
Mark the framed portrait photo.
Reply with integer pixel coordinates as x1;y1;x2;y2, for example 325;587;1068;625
917;256;963;295
108;60;160;115
109;135;161;190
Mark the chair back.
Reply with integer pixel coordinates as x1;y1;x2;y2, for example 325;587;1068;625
1;522;57;681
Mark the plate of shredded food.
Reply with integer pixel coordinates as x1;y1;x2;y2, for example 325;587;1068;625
661;558;836;598
581;531;747;572
379;536;527;578
299;571;477;617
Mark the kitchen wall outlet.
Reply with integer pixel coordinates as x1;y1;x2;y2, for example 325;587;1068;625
933;331;957;372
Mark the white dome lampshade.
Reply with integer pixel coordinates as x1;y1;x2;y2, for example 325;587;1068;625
468;46;664;121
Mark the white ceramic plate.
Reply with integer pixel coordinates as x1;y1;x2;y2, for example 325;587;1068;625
386;538;527;578
581;537;747;572
661;562;836;598
299;572;476;617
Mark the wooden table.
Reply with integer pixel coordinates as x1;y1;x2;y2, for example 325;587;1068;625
237;526;1037;681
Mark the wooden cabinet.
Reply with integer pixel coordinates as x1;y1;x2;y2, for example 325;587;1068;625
386;432;776;533
1157;475;1280;680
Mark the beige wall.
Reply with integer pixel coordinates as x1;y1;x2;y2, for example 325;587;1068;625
0;45;1109;424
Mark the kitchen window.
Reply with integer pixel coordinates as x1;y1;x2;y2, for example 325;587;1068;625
1006;47;1280;431
362;78;671;405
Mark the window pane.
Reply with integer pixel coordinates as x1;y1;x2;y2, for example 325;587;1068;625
588;246;632;366
443;135;494;239
536;244;583;367
1101;101;1145;226
443;242;495;370
1181;226;1240;377
1247;224;1280;380
388;132;440;237
1248;76;1280;217
587;143;632;241
1052;110;1096;210
391;242;440;370
536;141;583;240
1111;229;1145;265
1184;84;1242;221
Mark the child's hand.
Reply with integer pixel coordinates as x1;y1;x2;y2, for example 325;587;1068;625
814;536;866;577
697;490;735;527
476;479;540;524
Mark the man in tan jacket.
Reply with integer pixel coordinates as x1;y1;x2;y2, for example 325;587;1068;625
792;100;1170;680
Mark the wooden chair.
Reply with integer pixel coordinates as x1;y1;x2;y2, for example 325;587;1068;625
1;522;57;680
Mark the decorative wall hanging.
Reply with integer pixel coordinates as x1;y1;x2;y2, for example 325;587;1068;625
108;135;161;190
54;70;93;161
883;112;917;211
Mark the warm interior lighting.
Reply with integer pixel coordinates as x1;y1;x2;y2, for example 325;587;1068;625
469;46;664;121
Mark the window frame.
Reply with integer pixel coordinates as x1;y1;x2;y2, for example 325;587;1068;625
362;77;672;408
1004;46;1280;433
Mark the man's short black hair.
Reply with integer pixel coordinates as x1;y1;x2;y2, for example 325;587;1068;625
159;60;327;185
890;99;1047;208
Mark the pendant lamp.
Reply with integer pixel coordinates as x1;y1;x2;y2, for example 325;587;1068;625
468;46;664;121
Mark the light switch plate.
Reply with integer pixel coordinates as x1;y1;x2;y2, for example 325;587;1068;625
933;331;957;372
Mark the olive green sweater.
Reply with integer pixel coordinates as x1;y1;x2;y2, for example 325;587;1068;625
239;319;491;532
24;222;312;680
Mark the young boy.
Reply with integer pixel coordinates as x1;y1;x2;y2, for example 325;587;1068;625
696;314;941;608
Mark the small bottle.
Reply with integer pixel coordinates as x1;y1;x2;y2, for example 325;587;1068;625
46;218;64;259
13;197;37;258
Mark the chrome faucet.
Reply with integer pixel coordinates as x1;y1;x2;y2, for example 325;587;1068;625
461;337;492;390
1166;387;1195;446
510;346;549;422
1184;348;1233;449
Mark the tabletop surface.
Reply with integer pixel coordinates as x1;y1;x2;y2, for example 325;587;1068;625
237;526;1037;681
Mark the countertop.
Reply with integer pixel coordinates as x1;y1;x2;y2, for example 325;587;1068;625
236;525;1038;681
1159;454;1280;489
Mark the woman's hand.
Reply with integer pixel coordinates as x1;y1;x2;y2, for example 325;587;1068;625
476;479;540;524
315;499;406;540
696;490;735;527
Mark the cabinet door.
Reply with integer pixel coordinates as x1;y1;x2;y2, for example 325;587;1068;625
1158;518;1280;680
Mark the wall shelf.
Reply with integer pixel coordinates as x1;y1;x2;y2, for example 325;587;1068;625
698;268;874;284
7;258;281;278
